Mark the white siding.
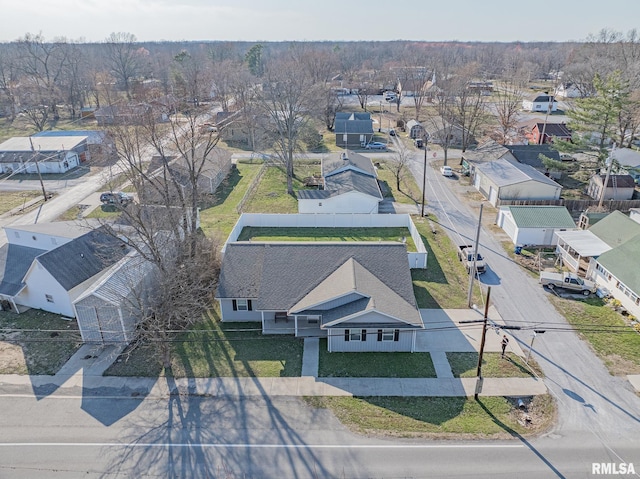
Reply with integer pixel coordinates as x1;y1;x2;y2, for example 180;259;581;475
5;228;74;250
219;299;263;321
328;327;415;352
592;264;640;319
497;208;518;243
297;191;379;214
500;181;561;202
16;261;74;317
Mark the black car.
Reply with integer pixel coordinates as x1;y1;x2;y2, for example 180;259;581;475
100;192;133;205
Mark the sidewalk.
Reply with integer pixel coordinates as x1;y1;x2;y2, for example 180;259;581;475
0;373;547;399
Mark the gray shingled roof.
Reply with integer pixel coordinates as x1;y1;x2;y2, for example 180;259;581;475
324;169;382;199
323;151;376;178
505;144;561;169
334;119;374;135
36;227;129;291
476;158;562;188
296;190;334;200
0;244;46;296
462;141;513;163
217;243;420;326
535;123;571;138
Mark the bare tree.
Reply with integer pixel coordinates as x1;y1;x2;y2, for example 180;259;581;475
255;57;318;194
172;49;211;107
104;32;142;101
493;77;524;144
386;139;412;193
0;45;19;121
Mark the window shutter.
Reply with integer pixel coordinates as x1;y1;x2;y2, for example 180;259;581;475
377;329;383;341
232;300;237;311
394;329;400;341
247;300;253;311
361;329;367;341
344;329;350;342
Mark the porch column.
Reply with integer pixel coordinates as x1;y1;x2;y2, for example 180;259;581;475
294;316;298;336
261;311;265;333
411;330;416;353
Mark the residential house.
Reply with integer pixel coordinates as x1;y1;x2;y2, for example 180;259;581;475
424;116;476;148
459;141;515;176
586;174;636;201
406;120;426;139
527;123;572;144
505;144;563;179
522;94;558;113
94;104;154;126
216;243;424;352
34;130;114;166
297;151;382;214
0;223;128;318
496;206;576;246
472;158;563;206
0;136;88;175
554;83;584;99
334;112;374;148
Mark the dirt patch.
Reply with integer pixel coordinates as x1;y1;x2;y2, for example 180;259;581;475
604;354;640;376
507;395;556;433
0;342;28;375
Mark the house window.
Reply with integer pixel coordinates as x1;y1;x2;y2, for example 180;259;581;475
344;329;350;342
232;299;252;311
361;329;367;341
318;202;322;207
45;294;54;303
380;329;395;342
350;329;361;341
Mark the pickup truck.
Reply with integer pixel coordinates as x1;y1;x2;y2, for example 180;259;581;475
539;271;596;296
457;244;486;274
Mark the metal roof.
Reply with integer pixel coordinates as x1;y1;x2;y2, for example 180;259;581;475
0;136;87;152
555;230;612;257
589;211;640;248
596;235;640;296
476;158;562;188
6;220;99;241
506;206;576;228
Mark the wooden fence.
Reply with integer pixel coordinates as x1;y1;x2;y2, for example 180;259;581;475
496;198;640;213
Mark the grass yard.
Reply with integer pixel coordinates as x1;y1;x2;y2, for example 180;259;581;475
303;394;555;438
318;339;436;378
376;161;422;205
237;226;417;251
84;204;124;219
411;216;483;309
105;310;303;378
0;309;82;375
447;352;543;378
549;296;640;375
0;191;42;215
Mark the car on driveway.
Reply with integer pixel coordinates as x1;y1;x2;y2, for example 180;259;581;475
440;165;454;177
100;191;133;205
365;142;387;150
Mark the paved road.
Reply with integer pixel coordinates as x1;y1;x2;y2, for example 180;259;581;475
0;393;637;478
408;156;640;457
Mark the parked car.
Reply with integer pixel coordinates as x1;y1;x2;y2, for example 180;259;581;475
384;91;397;101
414;138;424;148
560;153;576;161
457;245;487;274
539;271;596;296
441;165;454;177
100;192;133;205
365;142;387;150
389;129;396;136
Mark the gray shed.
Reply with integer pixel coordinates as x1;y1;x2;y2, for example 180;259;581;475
73;253;155;344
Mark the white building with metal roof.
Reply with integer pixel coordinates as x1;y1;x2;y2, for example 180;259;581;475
497;206;577;246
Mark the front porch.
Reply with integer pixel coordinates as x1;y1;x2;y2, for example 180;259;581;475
262;315;327;338
555;230;612;277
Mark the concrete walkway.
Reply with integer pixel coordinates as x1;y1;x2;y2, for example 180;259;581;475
430;351;454;378
0;374;547;399
301;337;319;377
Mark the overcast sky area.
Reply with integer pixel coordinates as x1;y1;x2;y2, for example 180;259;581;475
0;0;638;43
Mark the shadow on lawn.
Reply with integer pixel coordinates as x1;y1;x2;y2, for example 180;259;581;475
209;166;243;208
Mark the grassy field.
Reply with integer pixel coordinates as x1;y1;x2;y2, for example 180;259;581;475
549;296;640;375
318;339;436;378
237;226;417;251
447;352;543;378
411;216;483;309
0;309;82;375
0;191;42;215
376;161;422;205
104;310;303;378
303;394;555;438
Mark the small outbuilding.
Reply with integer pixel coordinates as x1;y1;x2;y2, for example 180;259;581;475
586;174;636;201
497;205;577;246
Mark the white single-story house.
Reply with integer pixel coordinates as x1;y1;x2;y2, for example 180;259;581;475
406;120;425;139
522;94;558;113
297;151;382;214
473;158;563;206
216;243;424;352
554;83;584;99
497;206;577;246
0;136;87;174
586;174;636;201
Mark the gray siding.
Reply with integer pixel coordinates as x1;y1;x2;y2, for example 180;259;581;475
328;328;414;352
219;299;263;322
310;292;364;311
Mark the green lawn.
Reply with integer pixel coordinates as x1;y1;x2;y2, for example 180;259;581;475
0;191;43;215
104;310;303;378
0;310;82;375
303;395;555;438
549;296;640;375
318;339;436;377
376;161;422;205
447;352;543;378
237;226;417;251
243;164;316;214
411;216;483;309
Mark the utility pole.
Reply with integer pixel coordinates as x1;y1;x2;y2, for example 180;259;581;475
29;137;48;202
474;287;491;400
467;203;484;307
598;143;616;209
421;133;429;217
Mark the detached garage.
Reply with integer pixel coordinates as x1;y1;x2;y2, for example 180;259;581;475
473;158;562;206
497;206;577;246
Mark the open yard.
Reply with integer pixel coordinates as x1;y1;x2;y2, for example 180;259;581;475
317;339;436;378
303;394;555;438
0;190;43;215
376;160;422;205
237;226;417;251
105;310;303;378
447;352;543;378
549;296;640;375
0;309;82;375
